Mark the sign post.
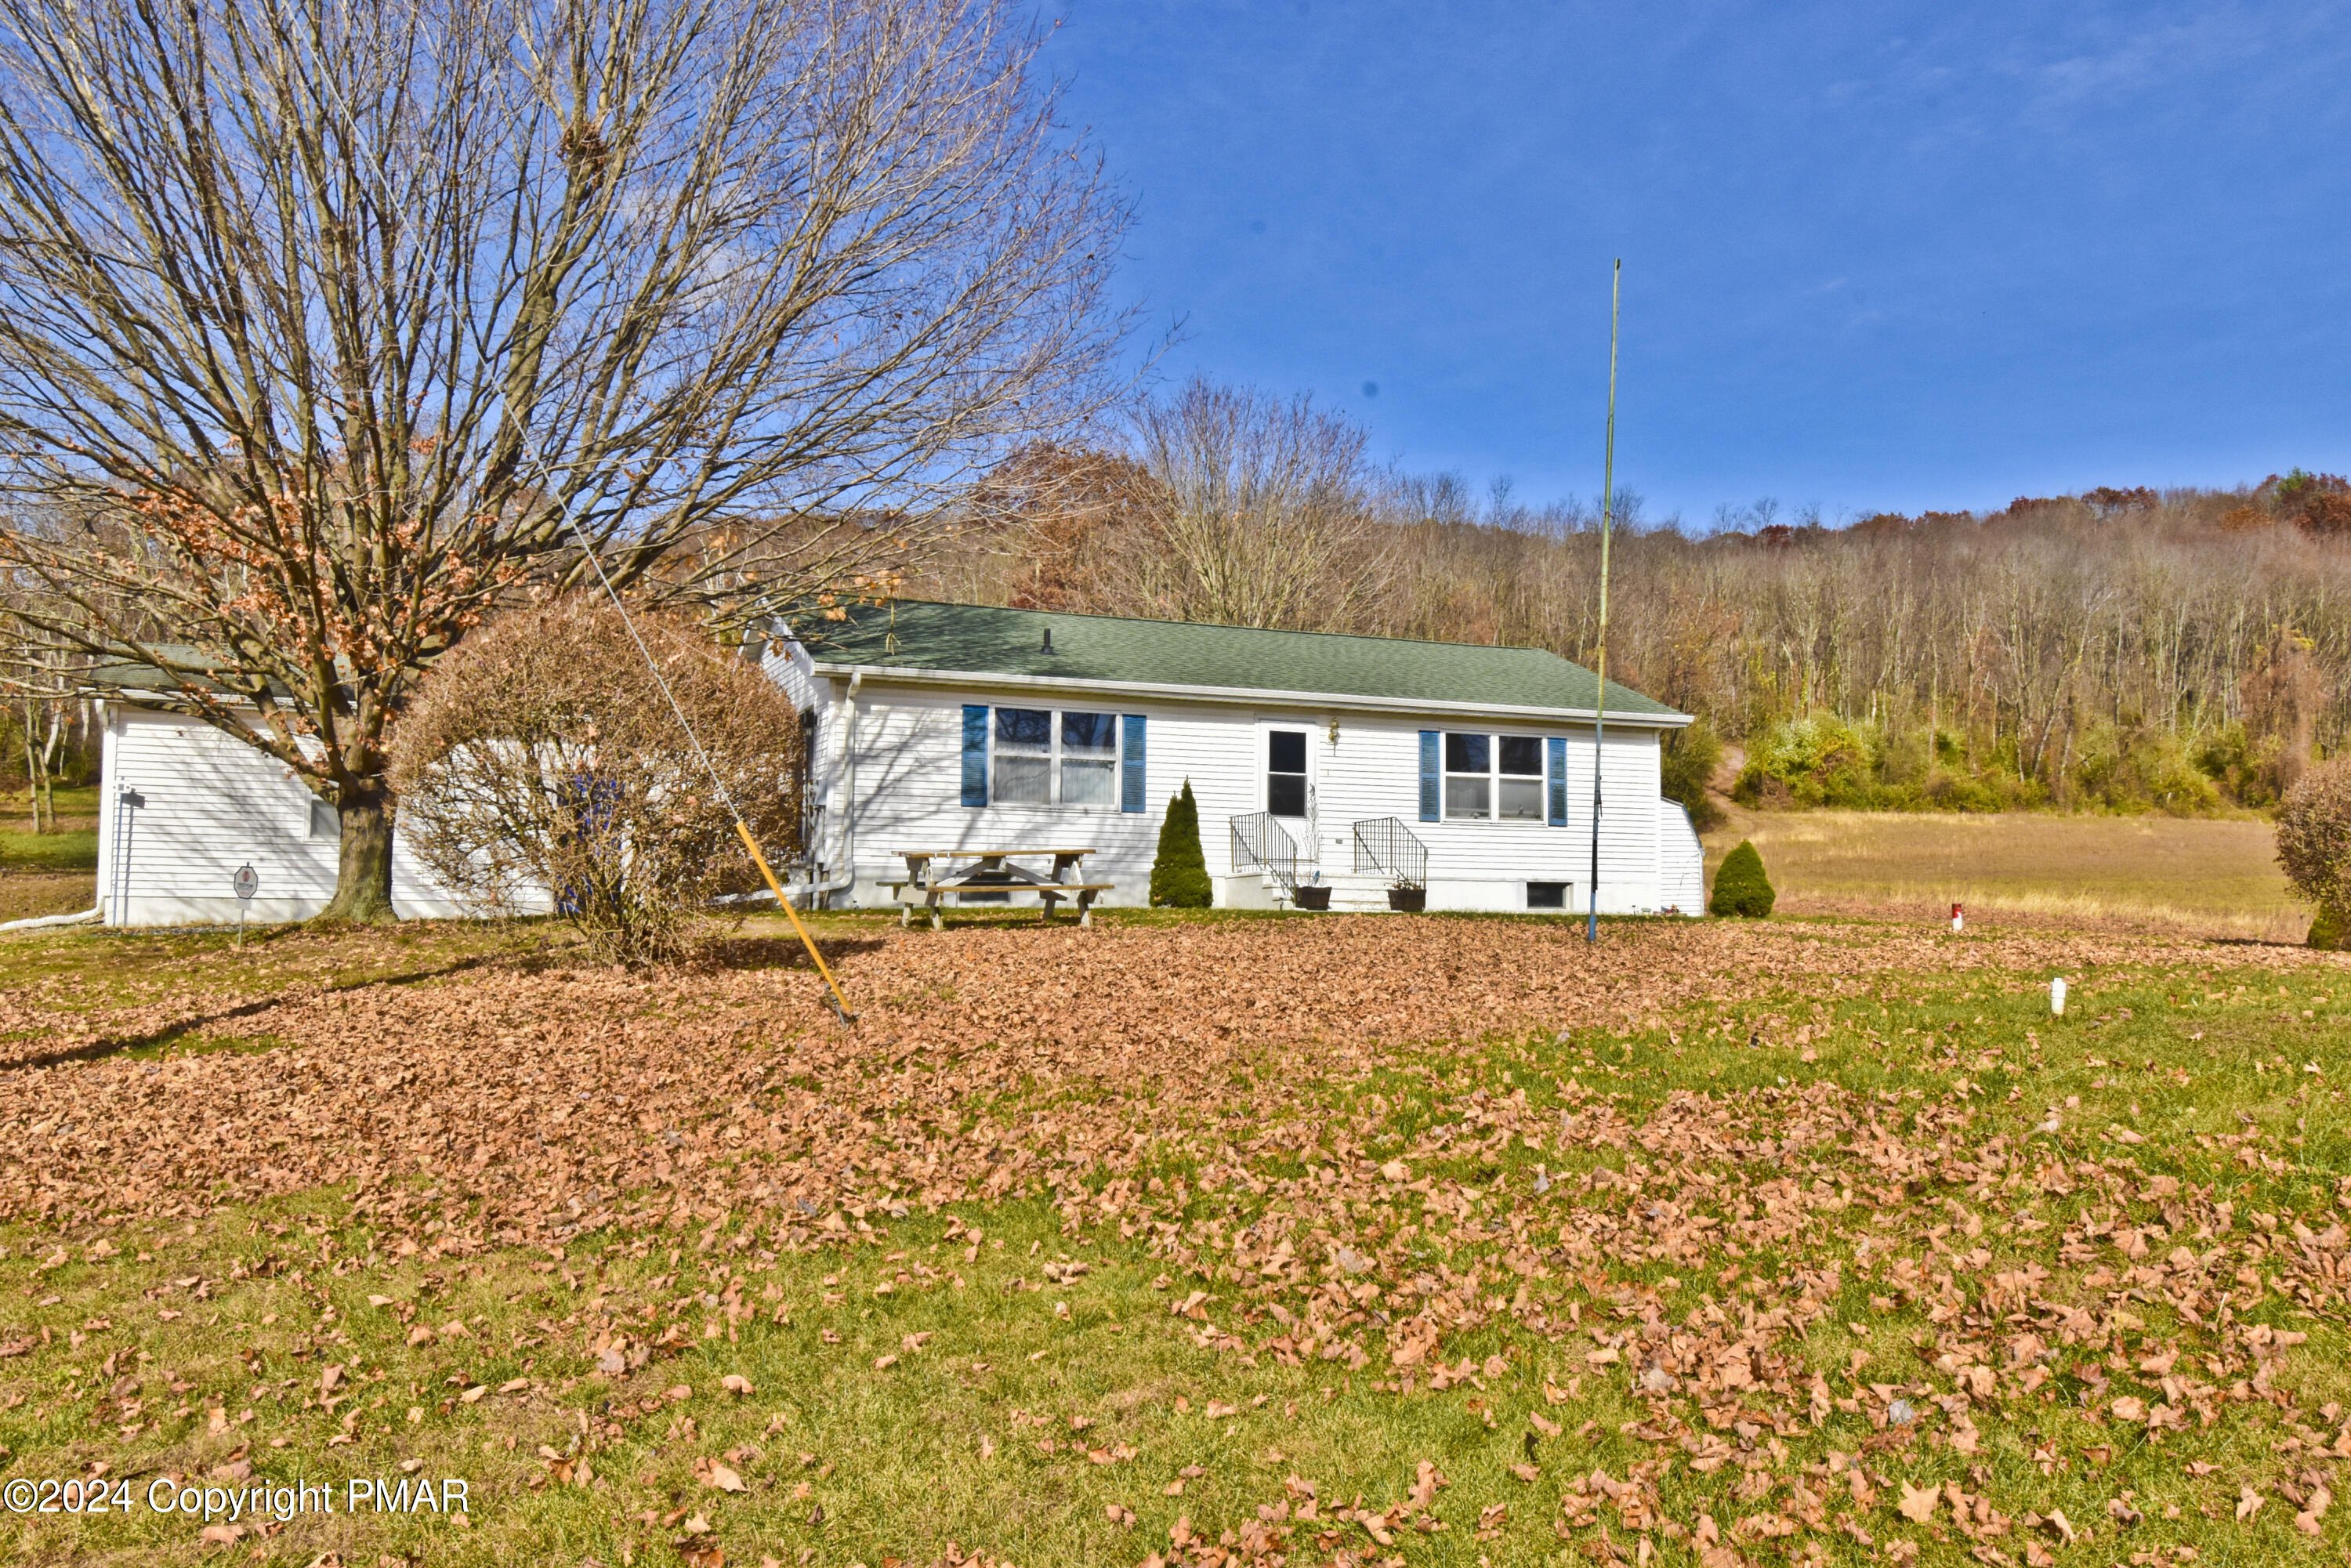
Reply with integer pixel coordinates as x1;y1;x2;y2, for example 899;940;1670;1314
232;863;258;949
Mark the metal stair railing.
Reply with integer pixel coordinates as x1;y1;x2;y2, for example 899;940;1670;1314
1229;811;1300;895
1350;817;1429;889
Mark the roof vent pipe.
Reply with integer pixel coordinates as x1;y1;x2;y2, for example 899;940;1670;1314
1041;628;1054;654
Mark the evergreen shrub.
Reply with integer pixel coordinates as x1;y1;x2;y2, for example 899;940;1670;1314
1150;780;1212;907
1708;838;1776;918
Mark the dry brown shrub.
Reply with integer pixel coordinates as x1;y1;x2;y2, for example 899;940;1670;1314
2274;757;2351;923
387;597;802;965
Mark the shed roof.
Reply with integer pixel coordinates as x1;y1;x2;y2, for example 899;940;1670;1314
788;600;1683;721
82;649;284;700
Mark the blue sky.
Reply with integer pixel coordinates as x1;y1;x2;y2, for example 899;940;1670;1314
1038;2;2351;525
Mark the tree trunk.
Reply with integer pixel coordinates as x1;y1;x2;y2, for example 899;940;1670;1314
319;780;397;923
18;703;34;831
35;704;61;831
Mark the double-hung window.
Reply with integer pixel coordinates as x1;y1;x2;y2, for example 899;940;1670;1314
992;708;1053;804
1060;712;1118;805
975;707;1138;809
1443;733;1491;819
1443;732;1548;821
1498;736;1545;820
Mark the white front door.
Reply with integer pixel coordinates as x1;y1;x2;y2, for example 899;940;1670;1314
1259;722;1314;866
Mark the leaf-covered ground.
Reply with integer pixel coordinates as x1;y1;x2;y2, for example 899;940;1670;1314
0;909;2345;1566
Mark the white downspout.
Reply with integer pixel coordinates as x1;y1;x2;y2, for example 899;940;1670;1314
838;673;862;907
0;907;102;932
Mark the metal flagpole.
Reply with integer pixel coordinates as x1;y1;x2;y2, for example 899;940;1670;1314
1587;259;1620;945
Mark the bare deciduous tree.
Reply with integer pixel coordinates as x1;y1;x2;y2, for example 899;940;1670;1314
387;596;802;965
977;441;1162;614
0;588;89;831
1124;378;1392;630
0;0;1128;917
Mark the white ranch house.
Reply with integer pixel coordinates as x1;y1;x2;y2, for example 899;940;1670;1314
83;601;1704;925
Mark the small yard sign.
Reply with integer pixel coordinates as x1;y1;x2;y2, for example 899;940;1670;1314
232;863;257;947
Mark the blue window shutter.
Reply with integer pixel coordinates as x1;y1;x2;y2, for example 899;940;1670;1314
961;704;988;807
1547;736;1568;826
1121;715;1147;813
1418;730;1440;822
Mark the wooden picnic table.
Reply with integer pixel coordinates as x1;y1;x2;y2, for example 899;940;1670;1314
886;847;1113;929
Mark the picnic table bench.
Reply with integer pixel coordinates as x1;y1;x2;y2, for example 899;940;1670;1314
884;847;1113;929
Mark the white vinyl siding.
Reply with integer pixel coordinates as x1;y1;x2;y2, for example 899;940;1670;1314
97;654;1693;926
1657;800;1704;914
810;688;1177;905
1306;718;1665;913
96;707;471;925
813;681;1679;914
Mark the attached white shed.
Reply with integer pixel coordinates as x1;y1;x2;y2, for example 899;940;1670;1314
92;704;468;927
85;601;1704;925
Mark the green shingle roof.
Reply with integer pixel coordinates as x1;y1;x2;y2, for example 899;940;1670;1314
788;600;1683;720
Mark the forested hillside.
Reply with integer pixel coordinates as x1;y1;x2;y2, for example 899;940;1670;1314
909;385;2351;820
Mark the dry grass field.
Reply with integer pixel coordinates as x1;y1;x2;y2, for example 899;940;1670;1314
0;908;2345;1565
1704;806;2307;943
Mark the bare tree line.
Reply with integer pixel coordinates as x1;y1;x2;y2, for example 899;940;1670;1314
926;389;2349;813
1390;502;2347;810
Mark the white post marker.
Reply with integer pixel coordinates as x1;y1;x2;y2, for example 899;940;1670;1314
232;863;258;949
1951;901;1964;934
2050;976;2067;1016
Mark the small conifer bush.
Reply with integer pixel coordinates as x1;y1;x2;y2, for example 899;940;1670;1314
1150;780;1212;908
1708;838;1775;918
2309;907;2346;951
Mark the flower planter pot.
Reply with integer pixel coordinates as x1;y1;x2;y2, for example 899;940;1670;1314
1386;887;1426;912
1291;885;1332;911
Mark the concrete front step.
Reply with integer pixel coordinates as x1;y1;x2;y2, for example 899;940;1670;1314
1281;872;1419;912
1221;869;1426;911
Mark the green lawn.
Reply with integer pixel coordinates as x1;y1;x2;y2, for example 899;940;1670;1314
0;911;2343;1565
1;780;100;878
0;827;98;873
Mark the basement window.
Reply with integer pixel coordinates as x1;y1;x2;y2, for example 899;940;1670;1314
1527;881;1567;909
